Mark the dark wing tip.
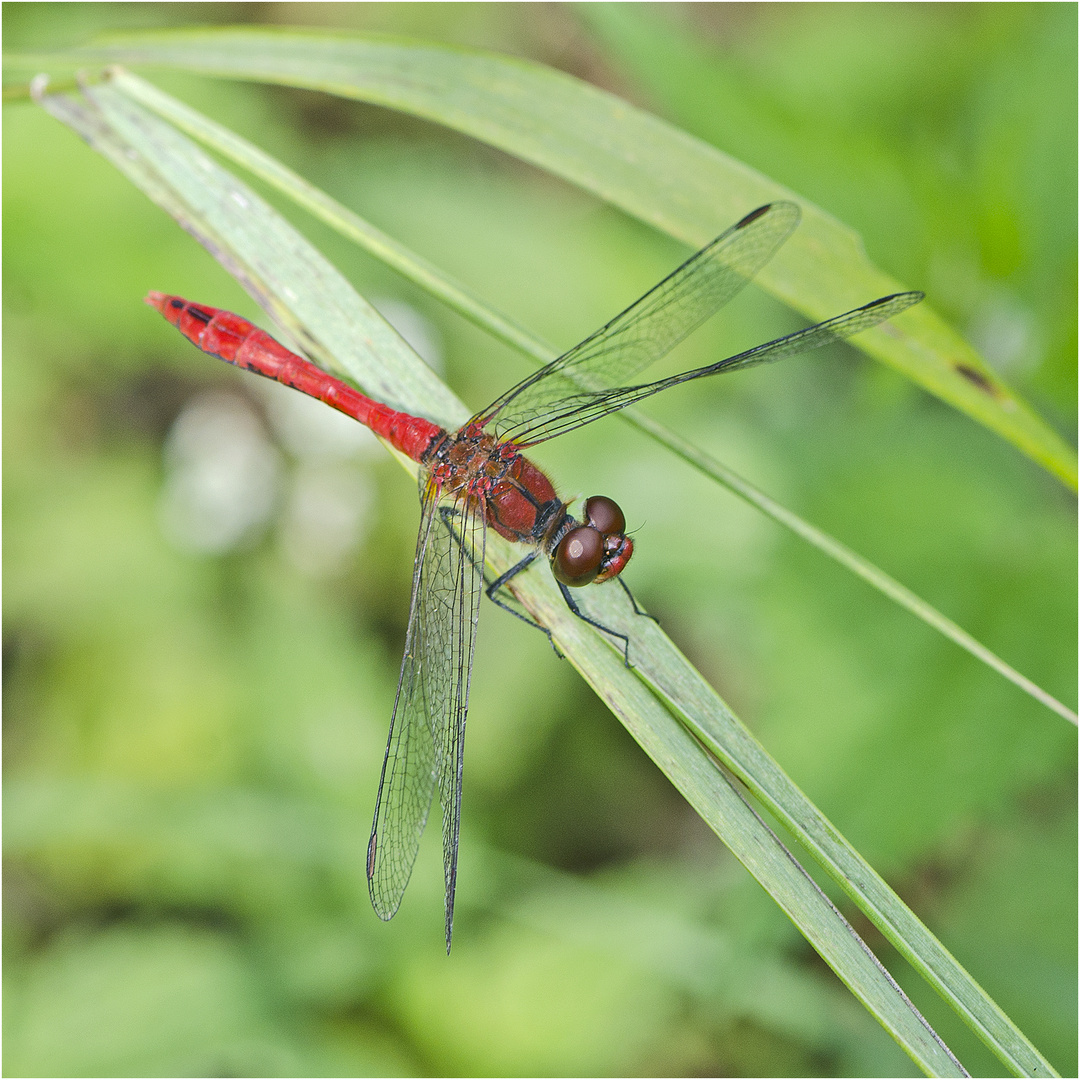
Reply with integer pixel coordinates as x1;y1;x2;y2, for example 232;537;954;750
863;290;924;314
734;200;802;232
735;204;773;229
734;200;801;230
366;832;378;880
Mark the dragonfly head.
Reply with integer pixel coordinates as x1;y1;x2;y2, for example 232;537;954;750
551;496;633;587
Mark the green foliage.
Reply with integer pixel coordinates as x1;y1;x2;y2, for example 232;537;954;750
4;5;1075;1077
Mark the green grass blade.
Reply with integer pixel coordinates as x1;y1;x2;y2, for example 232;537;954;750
104;69;1075;729
28;76;995;1077
16;26;1077;489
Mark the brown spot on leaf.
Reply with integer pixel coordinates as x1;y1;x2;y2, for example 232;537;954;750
955;363;999;395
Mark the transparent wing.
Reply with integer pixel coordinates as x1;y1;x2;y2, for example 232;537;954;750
367;479;441;923
505;290;924;447
367;474;485;951
474;201;801;439
430;492;485;952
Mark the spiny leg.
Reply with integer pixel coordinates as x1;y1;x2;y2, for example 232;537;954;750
485;552;552;634
557;581;634;668
436;507;561;651
617;577;659;623
487;561;637;665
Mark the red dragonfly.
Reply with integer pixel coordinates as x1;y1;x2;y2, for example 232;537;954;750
148;202;921;950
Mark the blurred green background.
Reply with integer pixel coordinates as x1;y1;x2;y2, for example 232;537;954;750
3;3;1076;1076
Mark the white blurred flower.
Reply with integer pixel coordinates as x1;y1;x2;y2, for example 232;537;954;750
967;290;1042;379
278;461;373;578
159;393;281;554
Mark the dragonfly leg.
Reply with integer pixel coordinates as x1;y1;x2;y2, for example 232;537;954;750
435;507;562;653
557;581;634;668
485;552;544;630
485;553;566;658
488;543;639;667
617;577;659;623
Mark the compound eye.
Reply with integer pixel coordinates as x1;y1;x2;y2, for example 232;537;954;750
584;495;626;537
552;525;603;587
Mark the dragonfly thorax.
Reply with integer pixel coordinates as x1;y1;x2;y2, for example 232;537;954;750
425;426;509;493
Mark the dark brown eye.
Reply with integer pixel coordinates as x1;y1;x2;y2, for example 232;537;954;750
584;495;625;537
552;525;603;587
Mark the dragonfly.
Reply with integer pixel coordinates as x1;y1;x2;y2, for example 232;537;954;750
147;201;922;950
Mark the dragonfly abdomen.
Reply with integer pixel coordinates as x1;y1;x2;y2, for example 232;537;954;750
146;293;442;462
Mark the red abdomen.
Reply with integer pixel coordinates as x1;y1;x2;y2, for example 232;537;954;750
146;293;443;463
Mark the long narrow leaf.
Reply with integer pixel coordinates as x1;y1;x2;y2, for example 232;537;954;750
29;76;991;1077
108;68;1076;729
12;28;1076;489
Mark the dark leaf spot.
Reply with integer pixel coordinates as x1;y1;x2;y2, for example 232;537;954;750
955;363;998;395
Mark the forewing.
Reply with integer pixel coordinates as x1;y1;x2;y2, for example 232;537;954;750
506;291;924;446
365;474;485;952
474;202;800;440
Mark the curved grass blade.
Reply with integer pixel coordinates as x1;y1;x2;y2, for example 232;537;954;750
107;69;1075;728
12;27;1076;489
30;75;1058;1076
